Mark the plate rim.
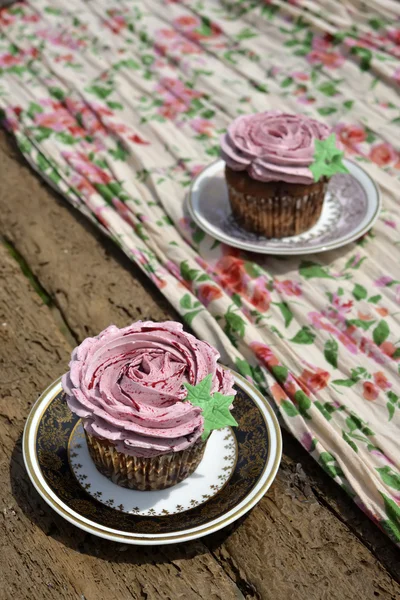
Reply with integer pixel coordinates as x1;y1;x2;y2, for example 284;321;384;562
23;371;282;545
187;158;381;255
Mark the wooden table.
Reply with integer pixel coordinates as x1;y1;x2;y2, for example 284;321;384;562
1;130;399;600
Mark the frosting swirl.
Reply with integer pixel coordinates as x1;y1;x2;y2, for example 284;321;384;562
220;111;331;184
62;321;235;457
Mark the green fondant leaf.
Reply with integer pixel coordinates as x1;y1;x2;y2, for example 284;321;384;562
184;375;238;440
309;133;349;182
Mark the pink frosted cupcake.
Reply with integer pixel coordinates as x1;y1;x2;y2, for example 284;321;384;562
221;111;347;237
62;321;237;491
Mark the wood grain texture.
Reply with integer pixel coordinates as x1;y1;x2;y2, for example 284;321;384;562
210;469;400;599
1;130;399;599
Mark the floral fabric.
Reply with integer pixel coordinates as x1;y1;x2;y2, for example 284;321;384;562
1;0;400;543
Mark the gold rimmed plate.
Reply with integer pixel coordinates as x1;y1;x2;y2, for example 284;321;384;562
23;372;282;545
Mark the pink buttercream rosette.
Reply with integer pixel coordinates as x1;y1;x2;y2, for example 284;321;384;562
62;321;235;458
220;111;331;184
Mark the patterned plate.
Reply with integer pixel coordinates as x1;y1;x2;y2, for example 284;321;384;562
187;159;381;255
23;371;282;545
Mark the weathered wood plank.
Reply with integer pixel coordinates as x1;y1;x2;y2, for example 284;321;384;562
281;434;400;583
0;245;244;600
209;465;400;599
0;132;172;343
1;130;399;599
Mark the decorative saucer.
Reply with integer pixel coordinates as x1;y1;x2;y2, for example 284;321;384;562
23;371;282;545
186;159;381;255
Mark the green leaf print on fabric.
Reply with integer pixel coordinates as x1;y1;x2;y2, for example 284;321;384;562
333;367;369;388
49;87;65;101
319;452;344;479
37;153;50;173
315;401;333;421
55;132;77;145
231;293;242;307
114;58;140;70
317;82;338;97
234;358;269;394
180;260;199;282
192;227;206;245
346;415;363;431
183;309;203;326
250;365;269;392
235;357;252;378
347;318;375;331
281;400;299;417
236;27;257;40
387;402;395;421
135;223;149;242
106;101;124;110
94;184;113;204
345;255;367;270
109;142;130;161
299;261;334;279
376;467;400;491
244;262;263;278
369;18;386;30
180;293;193;309
225;313;246;338
17;136;33;155
352;284;368;300
333;378;357;387
343;431;358;453
44;6;62;14
86;85;113;99
380;493;400;543
386;391;398;421
224;306;246;346
350;367;369;381
350;46;373;71
280;76;294;88
195;16;213;38
273;302;293;328
294;389;311;419
373;320;389;346
324;338;338;368
27;102;43;119
270;325;284;339
317;107;337;116
290;327;315;344
271;365;288;383
179;293;203;325
261;4;280;19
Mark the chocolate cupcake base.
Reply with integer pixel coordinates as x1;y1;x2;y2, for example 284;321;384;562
85;431;206;491
225;166;327;238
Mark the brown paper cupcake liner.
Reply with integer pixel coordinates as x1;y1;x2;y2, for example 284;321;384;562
225;166;327;238
85;431;206;491
227;185;326;238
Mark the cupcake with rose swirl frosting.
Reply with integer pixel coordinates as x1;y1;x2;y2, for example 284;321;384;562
221;111;341;237
62;321;236;491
